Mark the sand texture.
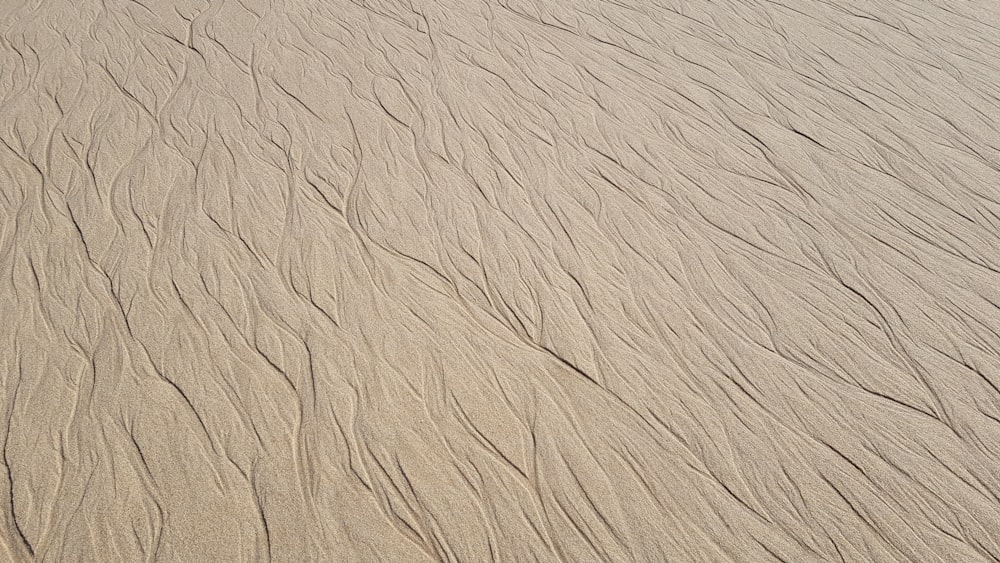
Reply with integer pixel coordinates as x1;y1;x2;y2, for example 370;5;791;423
3;0;1000;560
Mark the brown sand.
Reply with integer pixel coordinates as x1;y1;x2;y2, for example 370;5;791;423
3;0;1000;560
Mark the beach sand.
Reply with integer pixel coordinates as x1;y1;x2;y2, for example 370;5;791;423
2;0;1000;560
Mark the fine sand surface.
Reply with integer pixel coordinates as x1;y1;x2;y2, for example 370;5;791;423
3;0;1000;560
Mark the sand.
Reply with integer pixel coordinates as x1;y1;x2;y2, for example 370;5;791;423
2;0;1000;560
